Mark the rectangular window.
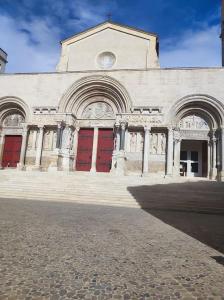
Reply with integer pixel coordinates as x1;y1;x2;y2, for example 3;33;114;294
191;151;198;162
180;151;187;161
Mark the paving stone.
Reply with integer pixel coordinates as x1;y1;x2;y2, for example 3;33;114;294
0;192;224;299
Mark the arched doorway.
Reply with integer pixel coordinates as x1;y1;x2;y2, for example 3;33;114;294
58;76;131;173
0;97;29;169
170;95;224;180
179;115;209;177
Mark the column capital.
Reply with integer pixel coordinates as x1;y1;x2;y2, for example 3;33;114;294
167;125;174;132
120;121;127;130
38;125;45;130
115;122;120;129
144;125;151;132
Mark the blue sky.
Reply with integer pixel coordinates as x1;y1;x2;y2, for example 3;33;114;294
0;0;222;72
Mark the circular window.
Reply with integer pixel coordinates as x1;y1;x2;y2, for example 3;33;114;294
97;52;116;69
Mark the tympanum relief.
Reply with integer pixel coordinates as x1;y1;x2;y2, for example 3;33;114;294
179;115;209;130
3;114;24;127
82;101;114;119
150;133;166;155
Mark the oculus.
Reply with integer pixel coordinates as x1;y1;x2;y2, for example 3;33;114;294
97;52;116;69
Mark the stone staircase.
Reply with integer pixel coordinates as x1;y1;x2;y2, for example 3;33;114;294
0;170;223;212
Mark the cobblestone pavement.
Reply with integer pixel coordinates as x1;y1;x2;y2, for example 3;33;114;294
0;196;224;299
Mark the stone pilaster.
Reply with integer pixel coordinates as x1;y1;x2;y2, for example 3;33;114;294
0;132;4;169
34;125;44;169
17;124;28;170
166;126;174;176
143;126;151;174
90;127;99;173
220;127;224;181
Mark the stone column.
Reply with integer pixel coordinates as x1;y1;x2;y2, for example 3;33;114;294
116;126;120;151
115;122;127;175
90;127;99;173
207;141;211;179
0;132;5;169
166;126;174;176
73;127;80;171
56;122;63;149
173;130;181;176
32;130;37;150
17;124;28;170
143;126;150;174
173;140;181;176
35;126;44;168
120;122;126;151
211;135;217;179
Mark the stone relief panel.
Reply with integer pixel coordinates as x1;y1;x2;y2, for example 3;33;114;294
82;102;114;119
126;131;144;153
3;114;24;127
61;127;73;150
43;129;57;151
150;133;166;155
27;129;37;150
179;115;209;130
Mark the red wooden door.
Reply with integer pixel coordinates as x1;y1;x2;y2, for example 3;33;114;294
76;129;94;171
2;135;22;168
96;129;114;173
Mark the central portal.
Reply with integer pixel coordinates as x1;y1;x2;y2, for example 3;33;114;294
76;128;114;173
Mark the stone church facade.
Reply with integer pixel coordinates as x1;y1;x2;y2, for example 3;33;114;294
0;21;224;181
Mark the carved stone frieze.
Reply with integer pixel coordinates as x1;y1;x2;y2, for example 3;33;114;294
180;130;210;140
116;114;163;127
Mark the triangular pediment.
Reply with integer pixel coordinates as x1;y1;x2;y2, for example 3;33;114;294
61;21;157;46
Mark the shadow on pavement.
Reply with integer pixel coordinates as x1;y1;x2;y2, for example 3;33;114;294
127;181;224;254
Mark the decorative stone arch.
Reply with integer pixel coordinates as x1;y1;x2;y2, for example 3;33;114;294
58;75;132;117
0;96;30;126
167;94;224;180
169;94;224;129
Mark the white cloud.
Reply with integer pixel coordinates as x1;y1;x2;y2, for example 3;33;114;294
0;14;60;73
0;0;117;73
160;25;221;67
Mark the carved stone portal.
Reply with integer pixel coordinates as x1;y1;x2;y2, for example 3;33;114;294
82;102;114;119
3;114;24;127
